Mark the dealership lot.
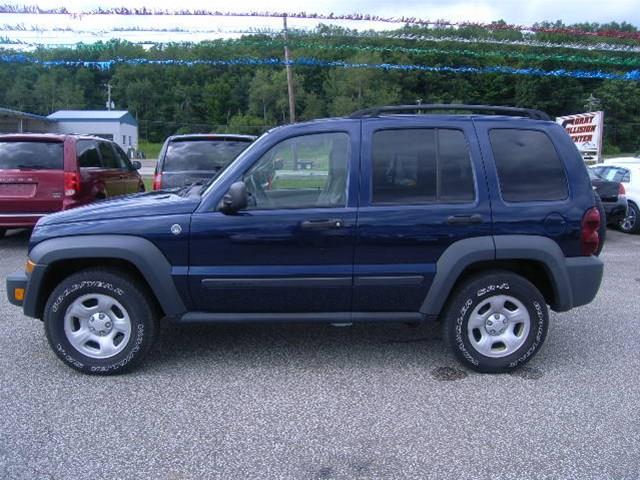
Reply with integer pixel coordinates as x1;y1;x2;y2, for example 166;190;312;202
0;229;639;479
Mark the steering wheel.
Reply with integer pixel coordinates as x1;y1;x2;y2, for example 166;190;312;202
246;174;272;208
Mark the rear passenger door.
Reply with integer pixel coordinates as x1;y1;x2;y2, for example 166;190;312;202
97;141;125;197
354;118;492;313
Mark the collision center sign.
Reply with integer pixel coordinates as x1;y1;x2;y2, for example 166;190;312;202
556;111;604;160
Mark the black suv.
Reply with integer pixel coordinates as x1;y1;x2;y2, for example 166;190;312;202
7;105;604;375
152;134;256;189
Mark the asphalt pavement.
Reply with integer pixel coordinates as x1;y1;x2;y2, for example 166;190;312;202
0;228;639;479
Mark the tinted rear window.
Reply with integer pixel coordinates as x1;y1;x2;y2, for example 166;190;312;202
163;140;251;172
490;129;568;202
0;141;64;170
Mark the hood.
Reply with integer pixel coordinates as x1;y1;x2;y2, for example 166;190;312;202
38;190;201;226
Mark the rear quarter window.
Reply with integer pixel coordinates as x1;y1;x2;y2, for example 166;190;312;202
490;129;568;202
0;141;64;170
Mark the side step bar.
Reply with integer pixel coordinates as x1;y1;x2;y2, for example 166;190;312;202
175;311;429;324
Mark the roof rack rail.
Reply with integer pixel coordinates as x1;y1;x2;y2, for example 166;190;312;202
349;104;551;121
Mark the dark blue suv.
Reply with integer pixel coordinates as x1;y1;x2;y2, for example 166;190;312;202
6;105;604;375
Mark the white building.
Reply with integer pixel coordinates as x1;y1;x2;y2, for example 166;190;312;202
47;110;138;151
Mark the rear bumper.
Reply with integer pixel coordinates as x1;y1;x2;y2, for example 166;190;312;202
0;213;46;228
6;272;28;307
565;256;604;309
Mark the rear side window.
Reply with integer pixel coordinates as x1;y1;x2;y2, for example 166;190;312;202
372;128;475;204
163;140;251;172
490;129;568;202
0;141;63;170
77;140;101;168
98;142;119;169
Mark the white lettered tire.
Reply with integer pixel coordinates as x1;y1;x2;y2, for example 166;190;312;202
442;271;549;373
44;268;159;375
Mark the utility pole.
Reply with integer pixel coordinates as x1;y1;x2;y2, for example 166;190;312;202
283;14;296;123
105;83;114;110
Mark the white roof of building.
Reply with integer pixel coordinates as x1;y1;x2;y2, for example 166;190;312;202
47;110;137;126
48;110;129;120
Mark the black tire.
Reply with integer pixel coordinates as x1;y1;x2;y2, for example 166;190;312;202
442;271;549;373
620;202;640;234
0;228;6;238
43;268;159;375
593;192;606;256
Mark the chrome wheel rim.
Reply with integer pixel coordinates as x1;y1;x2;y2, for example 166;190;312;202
621;207;636;232
467;295;531;358
63;293;131;359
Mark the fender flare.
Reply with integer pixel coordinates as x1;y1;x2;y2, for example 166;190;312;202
419;235;574;317
419;236;495;317
25;235;186;318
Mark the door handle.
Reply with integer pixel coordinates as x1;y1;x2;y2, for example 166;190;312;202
446;214;483;225
300;219;344;231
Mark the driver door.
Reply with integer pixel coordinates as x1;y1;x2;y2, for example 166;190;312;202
188;128;359;314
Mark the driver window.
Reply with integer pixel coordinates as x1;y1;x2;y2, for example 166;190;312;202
243;132;350;210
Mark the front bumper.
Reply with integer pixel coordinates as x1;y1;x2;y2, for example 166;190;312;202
6;272;28;307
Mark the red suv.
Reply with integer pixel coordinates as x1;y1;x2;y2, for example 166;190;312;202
0;134;144;236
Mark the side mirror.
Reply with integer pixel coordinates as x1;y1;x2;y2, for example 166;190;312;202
132;160;142;170
218;181;248;214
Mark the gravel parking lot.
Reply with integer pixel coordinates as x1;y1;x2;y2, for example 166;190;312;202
1;229;639;480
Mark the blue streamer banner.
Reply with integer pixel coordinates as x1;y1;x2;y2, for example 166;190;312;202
2;54;639;81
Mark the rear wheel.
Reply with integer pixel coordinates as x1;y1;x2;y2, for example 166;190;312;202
442;271;549;373
620;202;640;234
44;268;159;375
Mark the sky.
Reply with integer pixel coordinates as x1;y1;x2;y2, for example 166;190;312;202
1;0;639;48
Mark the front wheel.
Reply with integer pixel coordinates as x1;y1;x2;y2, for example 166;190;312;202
442;271;549;373
44;268;159;374
620;202;640;234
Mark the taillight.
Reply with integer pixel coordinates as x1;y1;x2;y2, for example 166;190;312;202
619;183;626;196
152;173;162;190
581;207;600;256
64;171;79;197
